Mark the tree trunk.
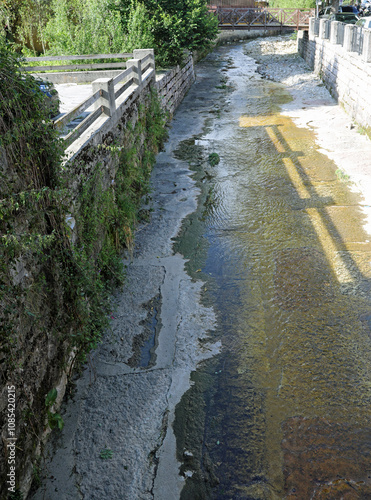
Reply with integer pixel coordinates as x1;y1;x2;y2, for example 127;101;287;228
332;0;340;13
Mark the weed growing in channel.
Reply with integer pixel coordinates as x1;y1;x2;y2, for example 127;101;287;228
335;169;350;182
208;153;220;166
45;388;64;430
100;448;114;459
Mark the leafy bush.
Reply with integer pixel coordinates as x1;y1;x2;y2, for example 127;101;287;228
44;0;126;55
123;0;219;66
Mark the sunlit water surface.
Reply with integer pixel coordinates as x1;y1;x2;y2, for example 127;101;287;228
174;44;371;500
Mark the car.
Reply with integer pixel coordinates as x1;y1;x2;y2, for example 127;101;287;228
318;4;359;18
339;4;359;14
22;76;60;118
318;6;334;18
328;12;359;23
355;17;371;28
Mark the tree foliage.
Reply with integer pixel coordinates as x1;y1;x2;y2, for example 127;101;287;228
123;0;219;66
44;0;126;55
268;0;316;8
0;0;52;54
1;0;218;66
122;2;155;54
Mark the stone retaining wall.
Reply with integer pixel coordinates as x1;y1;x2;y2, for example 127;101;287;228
0;81;159;500
155;55;195;117
298;29;371;133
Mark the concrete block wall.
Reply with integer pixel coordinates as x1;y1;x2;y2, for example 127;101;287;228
298;29;371;132
155;55;195;117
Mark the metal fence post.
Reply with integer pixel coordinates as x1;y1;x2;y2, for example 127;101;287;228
92;78;116;116
126;59;142;86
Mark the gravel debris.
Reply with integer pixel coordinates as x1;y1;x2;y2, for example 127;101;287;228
244;34;327;91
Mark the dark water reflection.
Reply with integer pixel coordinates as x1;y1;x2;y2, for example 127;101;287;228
174;44;371;499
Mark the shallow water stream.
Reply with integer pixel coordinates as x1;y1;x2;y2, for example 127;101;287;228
174;43;371;499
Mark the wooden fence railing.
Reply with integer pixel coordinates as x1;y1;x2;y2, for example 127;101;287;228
208;0;255;6
210;7;315;30
51;50;155;151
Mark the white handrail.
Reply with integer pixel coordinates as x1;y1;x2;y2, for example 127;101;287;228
56;51;156;155
23;53;133;73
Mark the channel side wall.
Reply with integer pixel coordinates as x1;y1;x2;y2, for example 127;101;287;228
155;55;195;117
0;54;196;500
298;29;371;132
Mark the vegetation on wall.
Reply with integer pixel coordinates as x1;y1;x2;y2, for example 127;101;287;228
0;47;64;359
0;45;167;496
0;45;67;498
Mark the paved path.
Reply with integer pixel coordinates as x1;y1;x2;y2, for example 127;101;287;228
55;83;92;114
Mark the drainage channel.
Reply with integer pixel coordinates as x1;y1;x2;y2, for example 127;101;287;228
30;40;371;500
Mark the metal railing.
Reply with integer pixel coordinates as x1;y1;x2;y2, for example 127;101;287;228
52;50;155;151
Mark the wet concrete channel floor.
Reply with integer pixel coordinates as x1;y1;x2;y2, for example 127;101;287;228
33;40;371;500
